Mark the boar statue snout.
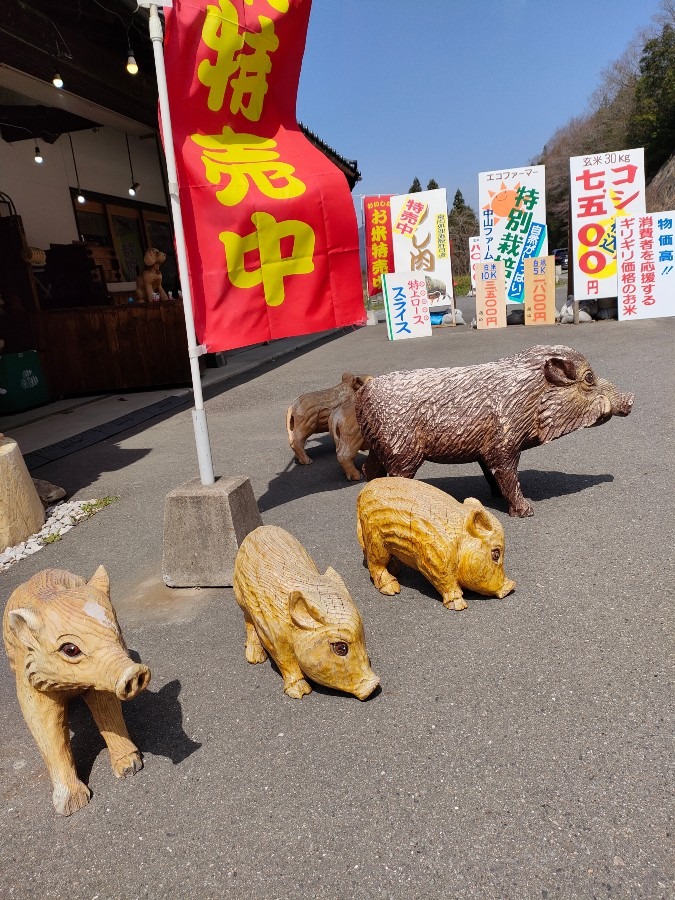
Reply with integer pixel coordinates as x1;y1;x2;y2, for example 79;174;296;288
115;663;151;700
614;392;634;417
354;673;380;701
496;578;517;599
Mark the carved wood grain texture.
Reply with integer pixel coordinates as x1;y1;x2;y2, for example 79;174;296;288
0;437;45;550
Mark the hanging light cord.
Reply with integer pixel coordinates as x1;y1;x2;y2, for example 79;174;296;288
126;134;136;184
68;133;82;188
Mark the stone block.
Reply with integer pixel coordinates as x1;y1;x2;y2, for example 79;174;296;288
162;476;263;587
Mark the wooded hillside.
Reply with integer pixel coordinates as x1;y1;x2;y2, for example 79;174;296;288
538;0;675;247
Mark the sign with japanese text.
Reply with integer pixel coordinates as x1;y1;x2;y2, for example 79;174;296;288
617;213;675;320
570;148;645;302
389;189;453;309
475;260;506;329
363;195;393;297
524;256;555;325
382;272;432;341
163;0;364;351
469;235;481;292
478;165;547;304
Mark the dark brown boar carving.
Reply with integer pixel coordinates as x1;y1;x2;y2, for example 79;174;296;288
356;345;634;517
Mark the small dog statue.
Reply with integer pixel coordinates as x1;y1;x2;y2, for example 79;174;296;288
135;248;169;302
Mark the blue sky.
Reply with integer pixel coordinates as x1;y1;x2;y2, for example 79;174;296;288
296;0;664;213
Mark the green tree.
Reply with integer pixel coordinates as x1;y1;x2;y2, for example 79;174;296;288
628;24;675;177
408;177;422;193
426;178;439;190
452;189;467;212
447;191;479;277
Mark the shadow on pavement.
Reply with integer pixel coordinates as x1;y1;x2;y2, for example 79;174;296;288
425;470;614;511
27;445;153;500
69;678;201;786
257;436;365;512
258;455;614;515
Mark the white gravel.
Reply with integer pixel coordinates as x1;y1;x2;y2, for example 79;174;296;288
0;500;107;572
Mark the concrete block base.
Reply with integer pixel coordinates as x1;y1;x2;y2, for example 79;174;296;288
162;475;263;587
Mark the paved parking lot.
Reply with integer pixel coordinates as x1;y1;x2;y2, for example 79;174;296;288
1;315;673;899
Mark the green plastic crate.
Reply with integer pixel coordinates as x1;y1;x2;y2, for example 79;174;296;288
0;351;50;415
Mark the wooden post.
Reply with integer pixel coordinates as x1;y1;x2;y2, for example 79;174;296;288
0;436;45;550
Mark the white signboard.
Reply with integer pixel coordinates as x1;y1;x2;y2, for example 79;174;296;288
478;164;547;303
389;188;453;309
618;212;675;320
382;272;433;341
469;235;481;292
570;148;645;301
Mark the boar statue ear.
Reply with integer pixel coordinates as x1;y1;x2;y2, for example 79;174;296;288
289;590;328;631
8;607;43;650
465;506;495;540
323;566;347;590
341;372;355;384
87;565;110;595
544;356;579;386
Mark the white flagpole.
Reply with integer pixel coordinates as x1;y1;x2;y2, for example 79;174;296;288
142;2;215;486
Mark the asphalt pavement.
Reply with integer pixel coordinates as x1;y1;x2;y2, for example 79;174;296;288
0;307;673;900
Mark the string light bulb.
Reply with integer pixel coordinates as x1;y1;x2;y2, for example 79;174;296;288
125;135;139;198
52;71;64;89
126;49;138;75
76;192;86;204
34;144;43;164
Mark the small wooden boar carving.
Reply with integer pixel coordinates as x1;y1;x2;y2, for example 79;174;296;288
356;345;634;517
357;478;515;610
286;373;372;480
233;525;379;700
3;567;150;816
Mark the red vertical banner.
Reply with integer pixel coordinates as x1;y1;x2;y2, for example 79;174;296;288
363;195;393;296
163;0;365;351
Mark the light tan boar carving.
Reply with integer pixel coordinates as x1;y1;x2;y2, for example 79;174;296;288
3;567;150;816
233;525;379;700
357;478;516;610
286;373;372;479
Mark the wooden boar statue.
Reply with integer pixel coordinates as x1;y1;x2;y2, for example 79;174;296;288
233;525;379;700
356;345;634;517
3;567;150;816
286;373;373;480
357;478;515;610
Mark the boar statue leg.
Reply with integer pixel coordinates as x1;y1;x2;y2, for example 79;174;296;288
477;460;502;498
437;580;468;611
278;656;312;699
363;536;401;596
16;678;91;816
362;447;387;481
290;432;312;466
336;446;362;482
243;616;268;664
485;454;534;517
83;689;143;779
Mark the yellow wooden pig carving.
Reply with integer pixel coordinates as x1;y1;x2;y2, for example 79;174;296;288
3;567;150;816
233;526;379;700
357;478;516;610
